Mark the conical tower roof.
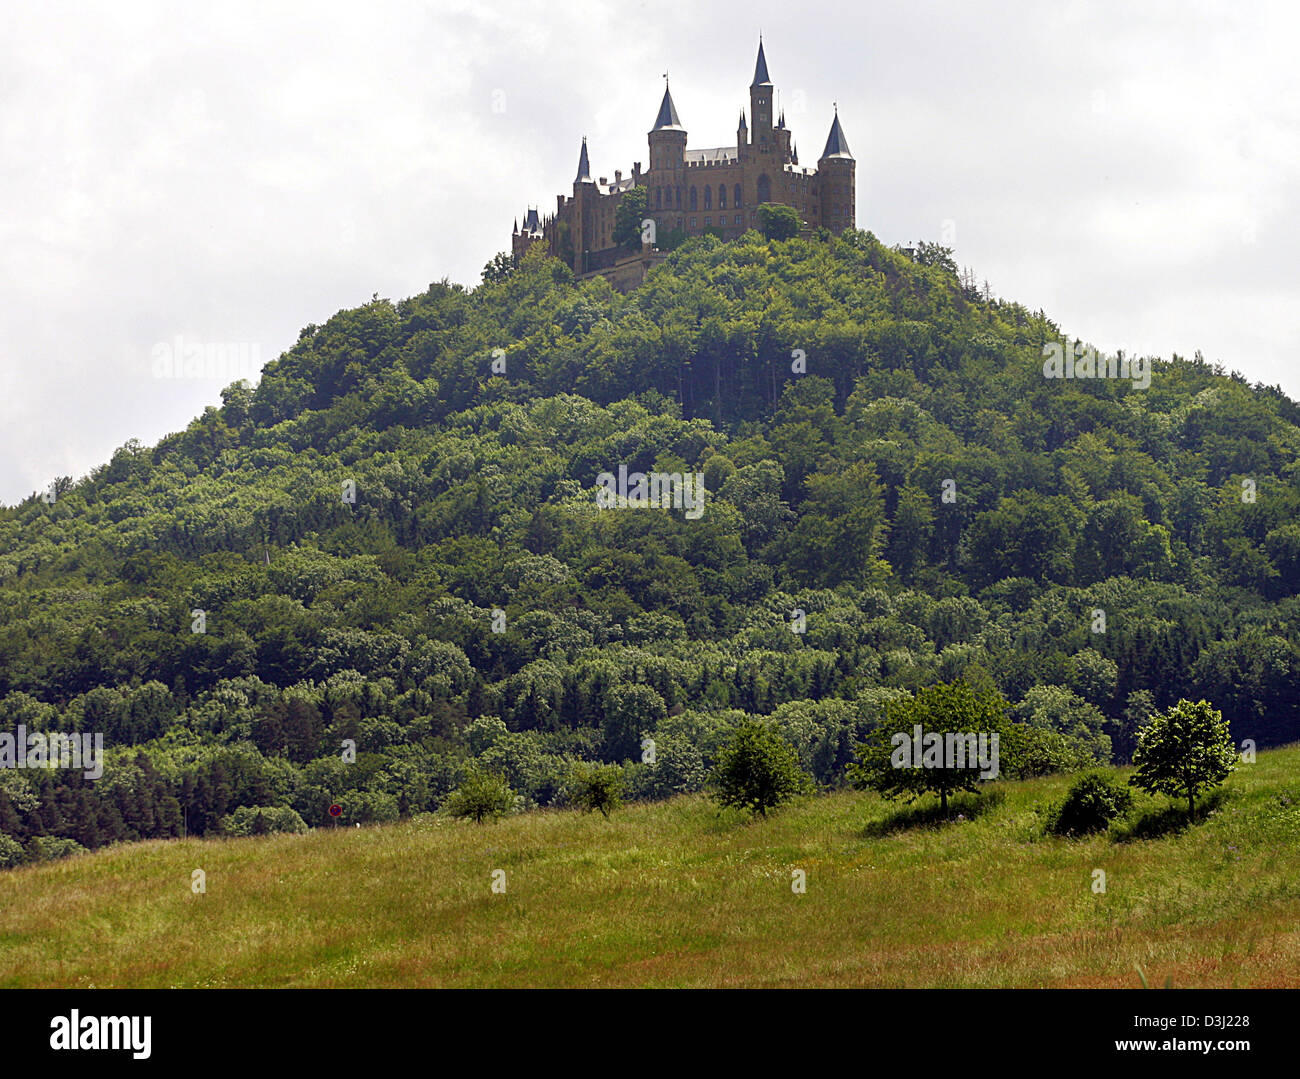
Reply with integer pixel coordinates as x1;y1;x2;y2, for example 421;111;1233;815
820;110;853;160
652;83;684;131
751;39;771;87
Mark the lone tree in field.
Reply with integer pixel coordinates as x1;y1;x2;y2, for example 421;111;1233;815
710;719;810;817
1129;698;1237;820
446;767;515;824
848;680;1012;814
568;762;625;819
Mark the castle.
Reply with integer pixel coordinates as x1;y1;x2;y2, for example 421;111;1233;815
511;39;856;290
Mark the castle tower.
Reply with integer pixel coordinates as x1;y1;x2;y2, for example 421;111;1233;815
817;108;856;233
748;39;774;153
571;137;597;273
648;82;687;173
775;107;793;163
575;137;592;184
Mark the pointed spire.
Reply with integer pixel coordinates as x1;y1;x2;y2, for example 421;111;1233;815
513;218;519;234
751;37;771;87
575;137;592;183
739;107;747;129
778;109;785;129
792;141;798;165
652;82;683;131
820;108;853;160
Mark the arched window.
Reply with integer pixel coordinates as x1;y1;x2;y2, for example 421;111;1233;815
719;185;727;209
703;186;711;210
655;188;662;209
689;186;697;210
757;174;770;203
734;183;743;208
676;187;682;208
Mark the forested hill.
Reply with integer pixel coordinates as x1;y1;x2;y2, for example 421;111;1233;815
2;228;1298;859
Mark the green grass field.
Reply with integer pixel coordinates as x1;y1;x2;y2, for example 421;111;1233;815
3;747;1299;988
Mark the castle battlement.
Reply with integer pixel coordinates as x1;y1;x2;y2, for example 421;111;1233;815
511;38;856;291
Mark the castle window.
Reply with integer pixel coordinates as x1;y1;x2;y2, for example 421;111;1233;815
719;185;727;209
655;188;662;209
676;187;681;208
690;218;696;228
757;174;771;203
689;186;697;210
734;215;741;226
704;187;711;209
734;184;742;207
705;217;711;227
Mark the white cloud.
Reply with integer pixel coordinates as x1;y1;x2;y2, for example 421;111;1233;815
1;0;1298;504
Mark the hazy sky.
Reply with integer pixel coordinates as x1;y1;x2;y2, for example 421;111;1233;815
2;0;1296;506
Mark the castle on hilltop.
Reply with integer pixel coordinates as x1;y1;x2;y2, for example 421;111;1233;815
511;39;856;290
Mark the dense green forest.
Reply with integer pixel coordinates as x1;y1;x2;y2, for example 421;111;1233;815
2;228;1298;864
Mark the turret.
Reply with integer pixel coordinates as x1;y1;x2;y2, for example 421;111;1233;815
575;136;593;185
572;137;597;273
775;107;792;162
748;38;774;150
648;82;687;173
817;108;856;233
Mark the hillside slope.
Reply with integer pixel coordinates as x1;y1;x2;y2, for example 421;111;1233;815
1;229;1299;865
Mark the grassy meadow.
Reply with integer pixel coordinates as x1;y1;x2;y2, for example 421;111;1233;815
2;746;1299;988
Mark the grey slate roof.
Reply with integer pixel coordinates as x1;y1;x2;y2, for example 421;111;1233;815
652;85;684;131
820;112;853;160
594;175;637;195
683;147;736;165
751;40;771;87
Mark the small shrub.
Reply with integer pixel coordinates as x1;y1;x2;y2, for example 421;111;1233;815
221;805;309;836
0;833;24;869
27;836;88;862
446;767;515;824
566;762;625;818
1046;771;1134;836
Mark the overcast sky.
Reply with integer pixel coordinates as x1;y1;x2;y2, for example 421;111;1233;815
2;0;1297;506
